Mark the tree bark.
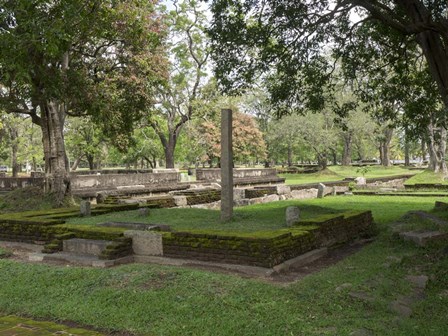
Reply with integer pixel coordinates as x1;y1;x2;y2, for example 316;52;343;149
164;140;175;169
40;100;70;205
342;133;352;166
317;152;328;170
380;127;393;167
427;122;447;174
9;126;19;178
70;155;83;171
404;140;410;166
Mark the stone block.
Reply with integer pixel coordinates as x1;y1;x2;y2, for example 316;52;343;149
234;199;251;207
317;183;325;198
276;185;291;195
80;200;91;217
291;189;318;199
173;195;188;207
286;206;300;226
124;230;163;256
262;194;279;203
355;176;367;185
233;188;246;201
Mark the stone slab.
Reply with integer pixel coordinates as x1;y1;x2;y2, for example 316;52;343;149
63;238;113;256
134;255;274;278
399;231;448;246
29;252;133;268
272;248;328;274
124;230;163;256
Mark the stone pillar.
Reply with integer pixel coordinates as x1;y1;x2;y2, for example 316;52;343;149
80;200;91;217
317;183;325;199
221;109;233;222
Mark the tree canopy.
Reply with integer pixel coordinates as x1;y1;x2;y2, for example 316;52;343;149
208;1;448;113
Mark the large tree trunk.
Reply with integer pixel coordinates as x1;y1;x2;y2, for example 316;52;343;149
404;140;410;166
164;141;175;169
9;127;19;178
380;127;393;167
41;100;70;205
317;152;328;170
86;154;95;170
342;133;352;166
427;122;448;174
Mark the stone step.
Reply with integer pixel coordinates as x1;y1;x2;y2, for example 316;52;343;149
399;231;448;246
29;252;133;268
63;238;114;256
272;248;328;274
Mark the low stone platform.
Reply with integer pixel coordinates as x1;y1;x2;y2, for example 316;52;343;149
29;252;133;268
133;247;328;278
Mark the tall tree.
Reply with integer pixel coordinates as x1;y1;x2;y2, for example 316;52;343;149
0;0;166;203
149;0;210;168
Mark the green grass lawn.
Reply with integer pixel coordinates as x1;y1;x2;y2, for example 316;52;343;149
68;196;440;233
280;166;417;185
1;196;448;335
68;202;343;232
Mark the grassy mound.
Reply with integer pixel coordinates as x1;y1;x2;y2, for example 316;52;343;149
404;169;448;186
0;187;57;213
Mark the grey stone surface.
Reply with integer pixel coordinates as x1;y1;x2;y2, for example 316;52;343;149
30;252;133;268
348;291;375;303
405;275;428;289
261;194;280;203
290;189;318;200
234;199;251;207
233;188;246;201
276;185;291;195
97;221;160;231
220;109;233;221
117;185;145;190
317;183;325;198
355;176;367;185
399;231;448;246
124;230;163;256
79;200;91;217
285;206;300;227
63;238;113;256
173;195;188;207
273;248;328;273
390;300;413;318
332;186;337;196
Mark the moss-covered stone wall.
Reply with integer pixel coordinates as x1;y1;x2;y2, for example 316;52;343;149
163;211;374;268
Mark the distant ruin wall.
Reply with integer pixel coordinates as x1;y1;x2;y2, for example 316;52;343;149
196;168;278;181
0;171;180;191
0;177;45;191
71;172;180;190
